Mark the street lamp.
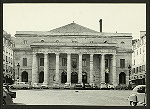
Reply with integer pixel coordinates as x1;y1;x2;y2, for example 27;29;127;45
128;65;131;85
17;63;20;81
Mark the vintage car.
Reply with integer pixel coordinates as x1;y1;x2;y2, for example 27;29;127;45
99;82;107;90
107;84;115;90
128;85;146;106
41;84;49;89
3;86;16;105
74;83;83;90
92;84;100;90
32;83;42;89
53;83;60;89
10;82;32;89
83;83;92;90
64;83;71;89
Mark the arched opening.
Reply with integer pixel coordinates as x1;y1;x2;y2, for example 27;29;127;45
39;71;44;83
61;72;67;83
22;71;28;82
119;72;126;84
105;72;109;83
71;72;78;83
82;72;87;83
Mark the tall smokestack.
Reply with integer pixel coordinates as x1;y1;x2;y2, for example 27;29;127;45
99;19;102;32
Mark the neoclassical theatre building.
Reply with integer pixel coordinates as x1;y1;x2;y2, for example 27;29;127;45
12;20;133;87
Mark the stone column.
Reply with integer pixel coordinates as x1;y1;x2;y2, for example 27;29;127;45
90;54;94;85
55;53;60;83
43;53;49;86
32;53;38;85
78;53;82;83
67;53;71;83
112;54;117;86
100;54;105;83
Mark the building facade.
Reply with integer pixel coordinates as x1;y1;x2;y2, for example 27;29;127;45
12;21;133;87
131;31;146;85
3;30;15;84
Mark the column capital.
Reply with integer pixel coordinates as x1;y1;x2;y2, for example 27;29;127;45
78;53;83;56
67;53;71;55
43;52;48;55
90;54;94;56
55;53;60;55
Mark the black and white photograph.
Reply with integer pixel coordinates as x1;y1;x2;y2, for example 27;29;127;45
2;3;147;106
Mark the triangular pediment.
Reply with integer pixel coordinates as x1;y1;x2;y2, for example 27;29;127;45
49;22;98;33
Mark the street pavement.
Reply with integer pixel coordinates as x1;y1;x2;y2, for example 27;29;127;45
11;89;144;106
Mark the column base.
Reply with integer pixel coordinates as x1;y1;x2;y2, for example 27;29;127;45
42;82;48;86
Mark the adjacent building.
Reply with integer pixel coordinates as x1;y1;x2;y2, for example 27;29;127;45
131;31;146;85
3;30;15;84
12;20;133;87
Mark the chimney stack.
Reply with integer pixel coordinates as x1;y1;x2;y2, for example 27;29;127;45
99;19;102;32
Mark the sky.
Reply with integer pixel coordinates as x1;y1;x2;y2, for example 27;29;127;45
3;3;146;39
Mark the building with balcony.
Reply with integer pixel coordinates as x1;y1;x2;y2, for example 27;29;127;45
3;30;15;84
131;31;146;85
12;20;133;87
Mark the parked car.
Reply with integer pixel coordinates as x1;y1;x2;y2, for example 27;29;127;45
128;85;146;106
41;84;49;89
74;83;83;90
3;86;15;105
64;83;71;89
32;83;41;89
83;83;92;90
99;82;107;90
53;83;60;89
107;84;115;90
10;82;32;89
92;84;100;90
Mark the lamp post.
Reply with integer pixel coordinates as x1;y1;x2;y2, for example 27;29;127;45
17;63;20;82
128;65;131;85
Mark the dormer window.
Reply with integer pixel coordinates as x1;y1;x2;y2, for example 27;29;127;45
41;39;45;42
56;40;59;43
72;40;78;43
104;41;108;43
121;41;125;44
24;40;27;44
90;41;93;43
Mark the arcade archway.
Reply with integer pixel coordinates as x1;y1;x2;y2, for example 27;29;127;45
61;72;67;83
22;71;28;82
119;72;126;84
71;72;78;83
39;71;44;83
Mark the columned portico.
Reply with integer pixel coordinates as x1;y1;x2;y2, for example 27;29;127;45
90;54;94;85
78;53;82;83
67;53;71;83
112;54;117;86
100;54;105;83
55;53;60;83
43;53;49;86
31;53;38;85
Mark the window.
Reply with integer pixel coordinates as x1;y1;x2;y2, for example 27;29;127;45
6;56;8;62
62;58;67;66
120;59;125;68
40;58;44;66
23;58;27;66
133;68;135;73
105;59;109;67
104;41;108;43
134;59;135;65
82;59;86;67
41;39;44;42
137;50;138;55
121;41;125;44
140;48;141;54
136;67;138;73
23;40;27;44
142;65;145;71
139;66;141;72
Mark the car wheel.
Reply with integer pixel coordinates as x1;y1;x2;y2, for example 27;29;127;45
130;101;137;106
10;86;14;89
